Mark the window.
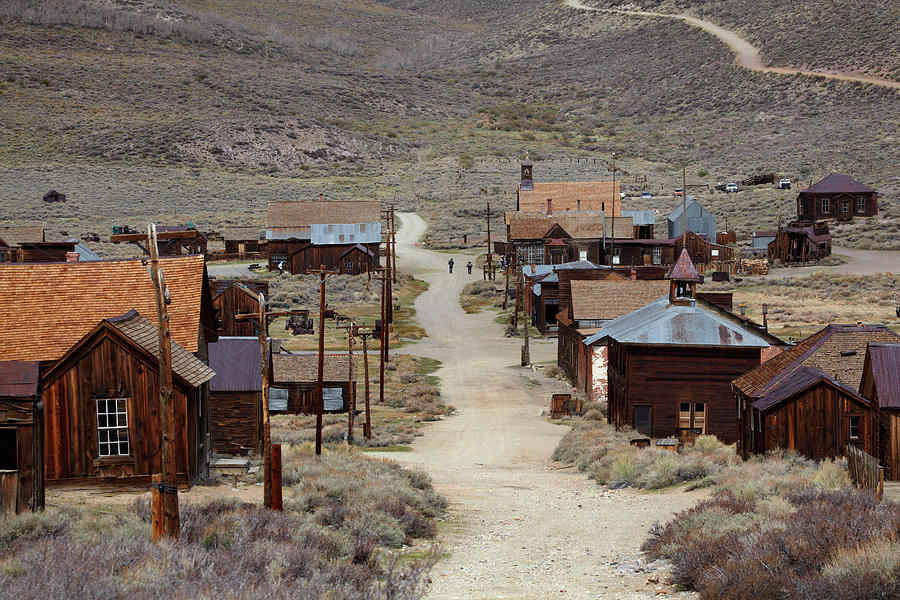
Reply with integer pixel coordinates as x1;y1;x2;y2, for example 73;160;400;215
579;249;587;261
678;402;707;432
798;201;804;215
848;416;860;440
634;405;651;435
821;198;830;213
96;398;130;457
0;428;16;470
271;254;287;264
518;244;543;265
856;197;865;212
612;247;620;265
842;201;849;214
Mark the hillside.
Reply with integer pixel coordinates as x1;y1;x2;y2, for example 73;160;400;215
0;0;897;252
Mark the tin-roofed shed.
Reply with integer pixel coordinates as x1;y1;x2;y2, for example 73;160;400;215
0;361;43;513
209;337;264;455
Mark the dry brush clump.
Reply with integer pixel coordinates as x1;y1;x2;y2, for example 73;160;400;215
460;280;505;313
263;272;381;309
0;451;442;600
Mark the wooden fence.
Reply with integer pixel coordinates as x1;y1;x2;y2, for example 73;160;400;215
847;445;884;498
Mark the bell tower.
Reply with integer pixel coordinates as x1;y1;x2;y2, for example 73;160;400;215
667;249;699;305
520;155;533;192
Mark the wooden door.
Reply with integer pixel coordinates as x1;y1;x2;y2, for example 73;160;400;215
634;405;651;436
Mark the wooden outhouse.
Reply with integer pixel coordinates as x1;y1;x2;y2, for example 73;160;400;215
270;353;353;414
208;337;264;456
859;343;900;480
41;311;215;487
0;361;43;513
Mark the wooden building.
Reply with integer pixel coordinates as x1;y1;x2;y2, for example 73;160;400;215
516;159;621;215
211;279;269;337
587;238;676;268
270;353;353;414
797;173;878;221
859;343;900;480
667;198;717;240
223;226;262;255
503;212;633;266
0;225;45;263
111;225;208;256
674;230;734;270
41;312;215;487
622;210;656;239
768;221;831;263
734;324;900;461
523;261;610;335
0;361;43;513
266;201;381;275
208;337;264;456
595;250;782;443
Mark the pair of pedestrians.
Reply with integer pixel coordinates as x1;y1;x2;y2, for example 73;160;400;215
448;258;473;274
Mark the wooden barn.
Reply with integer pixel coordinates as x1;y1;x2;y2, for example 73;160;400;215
516;159;622;215
223;226;262;255
859;343;900;480
597;250;782;443
0;225;45;263
667;198;717;240
270;353;353;414
734;324;900;461
796;173;878;221
674;230;734;270
211;279;269;337
768;221;831;263
0;361;43;513
41;311;215;487
266;201;381;275
208;337;264;456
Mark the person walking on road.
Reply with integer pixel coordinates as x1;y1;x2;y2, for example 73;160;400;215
448;258;454;274
466;260;473;275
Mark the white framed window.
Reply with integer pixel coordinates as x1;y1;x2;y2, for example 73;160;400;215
856;197;865;212
97;398;130;457
842;202;849;213
848;416;860;440
612;247;620;264
821;198;830;213
518;244;543;265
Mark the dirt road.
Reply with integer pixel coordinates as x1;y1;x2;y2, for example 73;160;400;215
565;0;900;91
383;213;702;600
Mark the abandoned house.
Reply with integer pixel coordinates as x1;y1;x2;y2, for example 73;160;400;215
593;250;782;444
266;200;381;275
0;225;45;263
211;279;270;337
523;261;610;335
223;226;262;255
796;173;878;221
501;211;633;266
516;159;622;216
208;337;264;456
111;225;208;256
40;311;214;487
674;230;735;269
666;198;717;240
270;353;354;414
768;221;832;263
0;361;43;513
587;237;676;268
734;324;899;461
859;343;900;481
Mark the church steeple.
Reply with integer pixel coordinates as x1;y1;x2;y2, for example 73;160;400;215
520;154;533;191
666;249;699;305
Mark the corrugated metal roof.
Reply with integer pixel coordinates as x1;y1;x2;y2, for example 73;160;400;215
865;343;900;409
0;361;39;397
752;366;867;412
667;199;717;240
310;222;381;245
622;210;656;226
266;227;311;241
584;296;776;348
209;337;263;392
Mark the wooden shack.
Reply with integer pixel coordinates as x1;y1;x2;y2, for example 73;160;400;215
0;361;43;513
266;201;381;274
270;353;353;414
674;230;734;270
208;337;263;456
599;250;782;443
41;311;215;487
768;221;831;263
0;225;45;263
223;226;261;255
859;343;900;480
797;173;878;221
588;238;676;268
211;279;269;337
735;324;900;461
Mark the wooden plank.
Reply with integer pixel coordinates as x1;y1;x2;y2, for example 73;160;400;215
0;471;18;513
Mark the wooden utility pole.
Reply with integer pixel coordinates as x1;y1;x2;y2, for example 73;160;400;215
257;292;274;508
502;251;512;311
376;269;388;406
485;201;493;280
148;223;179;540
610;153;618;267
521;267;530;366
357;329;374;439
390;203;398;284
682;157;688;242
306;265;335;456
336;321;357;444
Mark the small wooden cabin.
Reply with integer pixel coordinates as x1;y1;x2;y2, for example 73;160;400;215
41;311;215;487
859;343;900;480
211;279;269;337
0;361;43;513
0;225;45;263
270;353;353;414
735;324;900;461
223;226;261;255
208;337;263;456
768;221;831;263
797;174;878;221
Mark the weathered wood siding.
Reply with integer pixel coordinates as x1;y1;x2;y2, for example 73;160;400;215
210;391;261;455
272;382;352;414
224;239;260;254
42;335;200;486
268;241;378;275
879;410;900;481
213;287;261;337
0;399;43;513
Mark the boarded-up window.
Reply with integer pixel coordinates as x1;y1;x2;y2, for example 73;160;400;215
0;429;16;470
324;387;344;411
97;398;130;457
678;402;706;433
269;388;288;412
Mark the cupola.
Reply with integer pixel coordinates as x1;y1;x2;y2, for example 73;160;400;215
666;249;699;305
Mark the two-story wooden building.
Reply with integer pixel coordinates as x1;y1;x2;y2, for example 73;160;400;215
796;174;878;221
516;159;622;216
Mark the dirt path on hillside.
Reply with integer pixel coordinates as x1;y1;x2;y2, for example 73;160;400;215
765;246;900;280
565;0;900;92
380;213;703;600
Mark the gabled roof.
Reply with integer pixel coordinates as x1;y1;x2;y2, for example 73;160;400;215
209;337;263;392
751;366;868;412
518;181;621;215
667;249;700;281
584;295;779;348
0;361;40;397
223;226;261;241
862;343;900;409
802;174;875;195
339;243;376;259
272;353;351;383
210;278;268;301
734;324;900;397
0;255;208;361
508;212;633;241
570;280;668;321
0;225;44;247
266;201;381;234
667;198;708;222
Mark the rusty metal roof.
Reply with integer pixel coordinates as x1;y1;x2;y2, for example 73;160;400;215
0;361;39;397
863;343;900;409
752;366;868;412
666;249;700;281
584;295;778;348
209;337;263;392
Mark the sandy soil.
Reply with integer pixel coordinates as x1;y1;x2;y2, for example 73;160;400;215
379;213;703;600
764;246;900;279
565;0;900;91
